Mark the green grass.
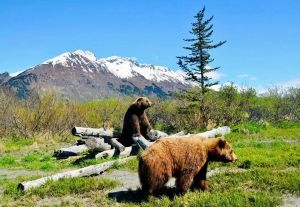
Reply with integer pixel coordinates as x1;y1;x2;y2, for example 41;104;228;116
0;150;133;172
230;140;300;169
3;138;34;149
22;154;39;162
226;121;300;142
122;190;283;207
231;121;267;134
0;122;300;206
272;121;300;129
1;175;119;204
0;155;18;166
110;155;139;172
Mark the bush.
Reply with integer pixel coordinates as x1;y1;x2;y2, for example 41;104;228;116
1;85;300;141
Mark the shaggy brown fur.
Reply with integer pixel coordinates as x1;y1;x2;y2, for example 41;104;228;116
119;97;152;147
138;136;238;196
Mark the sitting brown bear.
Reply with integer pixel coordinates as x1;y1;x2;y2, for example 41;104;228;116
119;97;152;147
138;136;238;196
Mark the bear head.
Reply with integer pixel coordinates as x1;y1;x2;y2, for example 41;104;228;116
208;137;238;163
134;97;152;109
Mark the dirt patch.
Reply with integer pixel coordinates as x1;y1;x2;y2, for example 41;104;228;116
100;168;226;194
0;169;48;180
35;196;95;207
280;195;300;207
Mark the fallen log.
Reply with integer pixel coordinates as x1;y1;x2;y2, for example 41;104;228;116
18;156;135;191
165;126;231;138
129;126;232;150
195;126;231;138
94;145;139;159
84;136;125;152
104;137;125;152
71;127;122;138
131;135;151;150
85;137;112;152
61;126;231;157
167;131;185;137
54;145;89;157
147;129;168;141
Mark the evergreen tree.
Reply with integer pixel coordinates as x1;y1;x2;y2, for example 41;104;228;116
176;7;226;128
177;6;226;95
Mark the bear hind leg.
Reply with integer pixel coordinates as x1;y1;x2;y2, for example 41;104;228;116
176;173;194;195
140;172;170;197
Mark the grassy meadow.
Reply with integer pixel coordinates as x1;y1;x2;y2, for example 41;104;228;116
1;85;300;206
0;122;299;206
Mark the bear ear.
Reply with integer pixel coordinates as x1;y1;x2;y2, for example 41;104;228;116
135;97;143;107
218;138;227;149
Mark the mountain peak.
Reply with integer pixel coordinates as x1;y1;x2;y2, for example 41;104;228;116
42;50;97;67
74;50;97;61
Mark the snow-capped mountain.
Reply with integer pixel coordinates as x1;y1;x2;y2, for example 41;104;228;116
98;56;188;84
41;50;189;84
1;50;192;100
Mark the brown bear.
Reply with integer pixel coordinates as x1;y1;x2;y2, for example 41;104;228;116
138;136;238;196
119;97;152;147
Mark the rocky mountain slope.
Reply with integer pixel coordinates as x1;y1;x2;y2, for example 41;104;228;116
1;50;192;100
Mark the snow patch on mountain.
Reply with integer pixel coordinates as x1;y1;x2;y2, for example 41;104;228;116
41;50;191;85
98;56;189;84
10;71;24;77
42;50;97;67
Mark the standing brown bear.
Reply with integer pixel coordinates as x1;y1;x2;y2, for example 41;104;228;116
138;136;238;197
119;97;152;147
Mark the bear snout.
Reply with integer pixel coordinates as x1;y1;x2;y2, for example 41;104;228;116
231;152;238;162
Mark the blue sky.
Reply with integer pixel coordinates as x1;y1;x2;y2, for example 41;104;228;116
1;0;299;90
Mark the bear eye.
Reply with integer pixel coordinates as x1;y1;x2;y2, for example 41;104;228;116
230;150;233;154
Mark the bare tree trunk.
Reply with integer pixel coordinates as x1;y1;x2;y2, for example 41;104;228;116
194;126;231;138
147;129;168;141
131;135;151;150
104;137;125;152
18;156;135;191
94;145;139;159
54;145;89;157
85;137;112;152
71;127;122;138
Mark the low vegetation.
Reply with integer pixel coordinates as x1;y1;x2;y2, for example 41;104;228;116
1;85;300;140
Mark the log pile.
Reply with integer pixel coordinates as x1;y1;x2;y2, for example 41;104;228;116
54;126;231;159
18;126;231;191
54;127;124;158
54;127;168;158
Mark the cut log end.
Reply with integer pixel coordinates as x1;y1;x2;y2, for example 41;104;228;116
17;183;25;191
71;127;78;136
